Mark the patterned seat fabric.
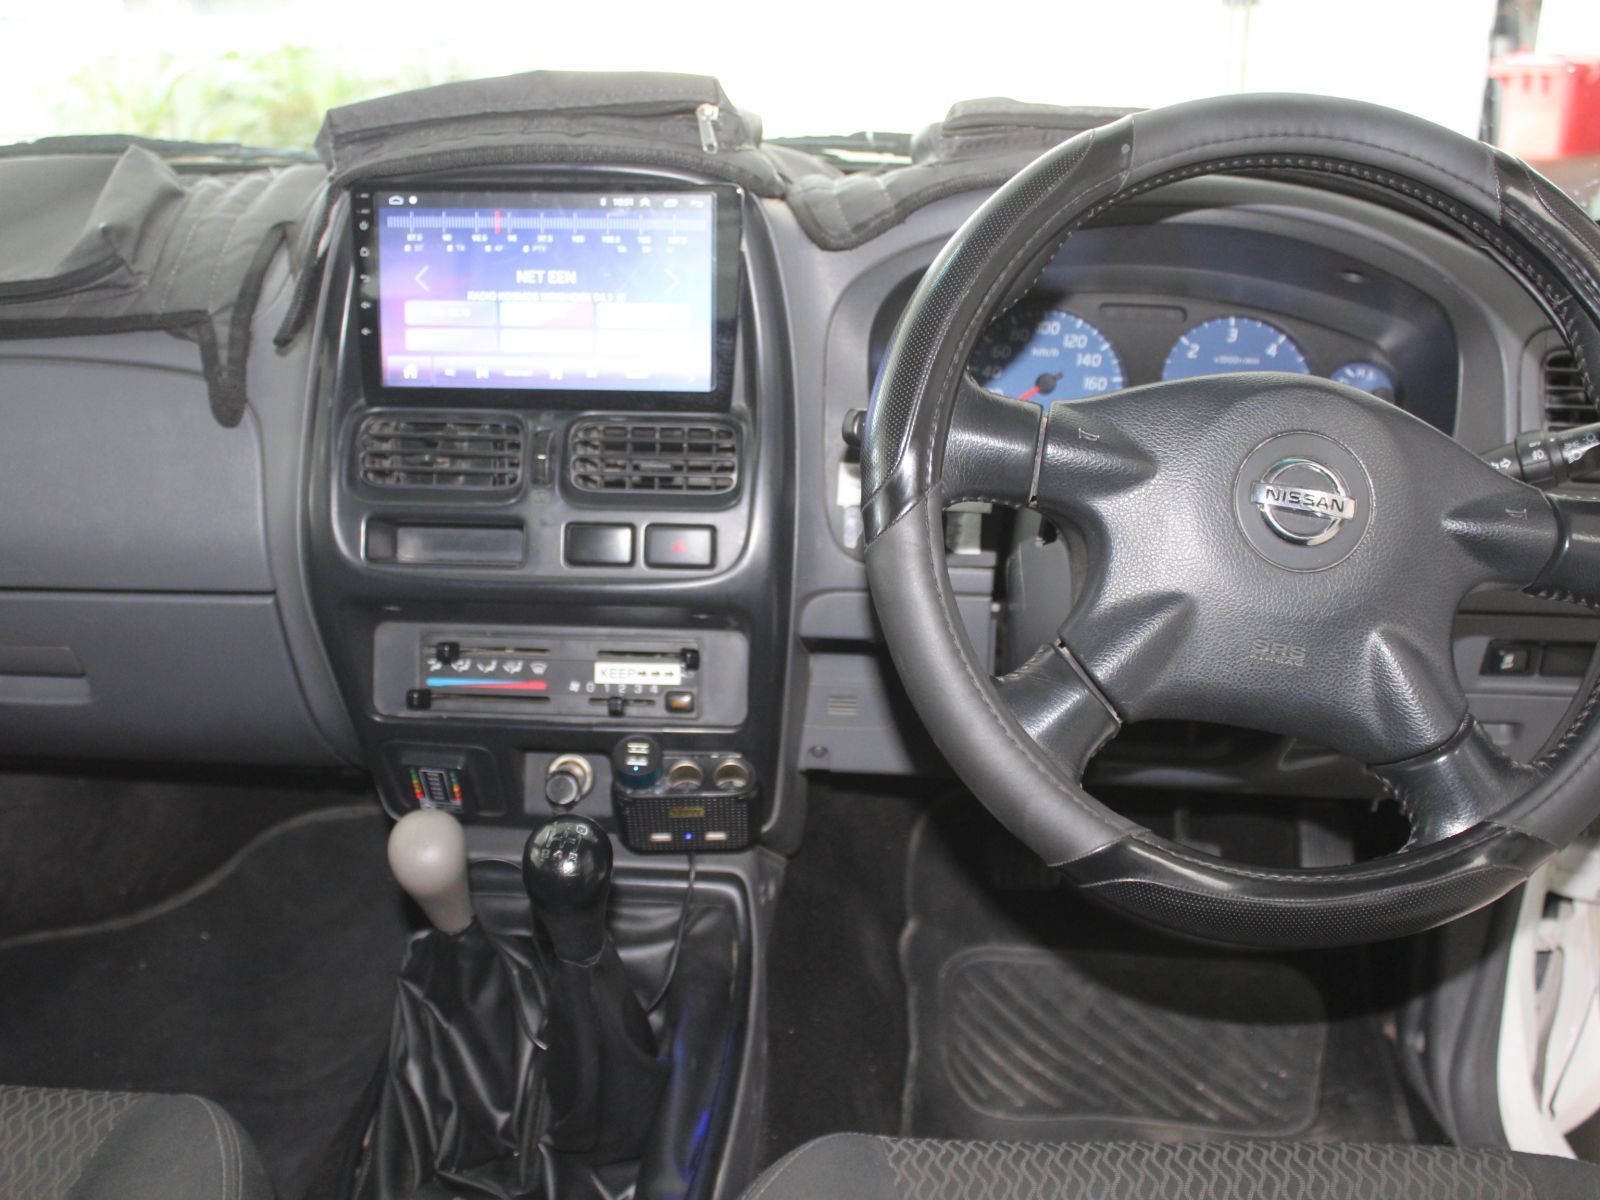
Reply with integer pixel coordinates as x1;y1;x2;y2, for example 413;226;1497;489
747;1136;1600;1200
0;1085;272;1200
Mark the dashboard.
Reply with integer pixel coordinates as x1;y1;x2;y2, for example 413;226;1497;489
0;138;1592;859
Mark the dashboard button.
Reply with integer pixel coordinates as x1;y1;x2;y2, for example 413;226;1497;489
1540;642;1595;678
645;525;715;569
1482;641;1537;676
566;523;634;567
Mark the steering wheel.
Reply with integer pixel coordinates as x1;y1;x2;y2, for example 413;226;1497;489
863;94;1600;948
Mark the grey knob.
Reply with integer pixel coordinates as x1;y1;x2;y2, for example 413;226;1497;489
387;809;475;934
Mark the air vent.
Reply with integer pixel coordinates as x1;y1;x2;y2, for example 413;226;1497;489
358;414;524;490
568;419;739;495
1543;348;1595;430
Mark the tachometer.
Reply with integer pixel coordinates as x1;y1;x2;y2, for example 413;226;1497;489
970;307;1125;403
1330;361;1397;402
1162;316;1309;381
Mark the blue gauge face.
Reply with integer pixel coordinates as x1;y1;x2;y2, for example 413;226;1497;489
969;307;1125;403
1330;361;1397;402
1162;316;1310;381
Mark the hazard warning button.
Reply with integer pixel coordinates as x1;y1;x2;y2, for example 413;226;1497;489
643;524;715;570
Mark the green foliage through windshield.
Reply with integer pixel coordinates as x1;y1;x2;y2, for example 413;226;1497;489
54;46;460;150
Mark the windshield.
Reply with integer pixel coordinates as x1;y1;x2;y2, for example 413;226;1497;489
4;0;1597;210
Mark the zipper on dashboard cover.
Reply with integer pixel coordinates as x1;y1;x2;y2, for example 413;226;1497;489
696;104;721;154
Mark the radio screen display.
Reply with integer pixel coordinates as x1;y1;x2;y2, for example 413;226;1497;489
373;189;719;393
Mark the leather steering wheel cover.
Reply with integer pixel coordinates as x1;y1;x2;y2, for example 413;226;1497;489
862;94;1600;947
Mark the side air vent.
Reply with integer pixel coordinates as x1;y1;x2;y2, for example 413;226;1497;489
358;413;524;490
1543;348;1595;429
567;419;739;495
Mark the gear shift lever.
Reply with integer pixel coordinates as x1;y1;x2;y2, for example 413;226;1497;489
388;809;474;934
523;816;666;1160
376;810;547;1195
522;813;613;962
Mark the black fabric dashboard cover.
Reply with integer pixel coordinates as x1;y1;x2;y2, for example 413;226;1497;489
305;72;1130;254
0;75;1132;424
0;145;325;426
275;75;1136;338
313;70;776;192
783;100;1136;251
276;70;783;344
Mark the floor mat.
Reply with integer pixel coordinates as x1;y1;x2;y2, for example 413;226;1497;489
901;802;1417;1144
0;766;367;941
0;805;410;1200
759;782;923;1165
920;945;1326;1139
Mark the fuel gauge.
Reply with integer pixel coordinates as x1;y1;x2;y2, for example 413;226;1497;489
1330;361;1396;403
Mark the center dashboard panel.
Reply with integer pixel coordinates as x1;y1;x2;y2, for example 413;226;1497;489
307;169;790;855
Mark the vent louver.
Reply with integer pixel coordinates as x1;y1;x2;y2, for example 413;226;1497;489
358;414;524;490
568;419;739;495
1543;348;1595;430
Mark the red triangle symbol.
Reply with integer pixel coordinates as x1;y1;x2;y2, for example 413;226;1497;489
673;538;688;554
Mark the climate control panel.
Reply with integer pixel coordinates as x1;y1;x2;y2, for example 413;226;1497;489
372;622;749;727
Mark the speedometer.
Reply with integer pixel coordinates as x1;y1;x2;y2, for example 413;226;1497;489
970;308;1124;403
1162;316;1310;381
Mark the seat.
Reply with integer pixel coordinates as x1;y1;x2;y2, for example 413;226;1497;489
746;1135;1600;1200
0;1084;272;1200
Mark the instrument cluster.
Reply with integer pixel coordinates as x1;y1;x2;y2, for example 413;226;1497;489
970;303;1399;406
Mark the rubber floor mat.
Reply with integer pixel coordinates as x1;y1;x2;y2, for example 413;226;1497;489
928;945;1326;1138
900;804;1418;1145
0;805;410;1200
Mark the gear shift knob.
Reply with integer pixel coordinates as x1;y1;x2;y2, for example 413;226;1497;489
520;815;663;1158
522;816;612;963
388;809;475;935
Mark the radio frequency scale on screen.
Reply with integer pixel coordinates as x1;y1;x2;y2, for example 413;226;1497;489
355;186;737;402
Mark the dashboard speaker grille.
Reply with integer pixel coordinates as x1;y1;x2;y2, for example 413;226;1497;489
567;419;739;494
358;414;524;490
1543;348;1595;429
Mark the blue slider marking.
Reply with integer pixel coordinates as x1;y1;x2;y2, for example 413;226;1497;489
425;677;548;690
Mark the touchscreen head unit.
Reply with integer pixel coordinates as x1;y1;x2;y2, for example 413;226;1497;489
353;185;739;407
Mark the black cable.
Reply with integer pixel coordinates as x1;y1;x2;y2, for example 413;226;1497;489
644;854;696;1014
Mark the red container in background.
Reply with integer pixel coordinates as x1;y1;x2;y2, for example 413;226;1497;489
1489;53;1600;161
